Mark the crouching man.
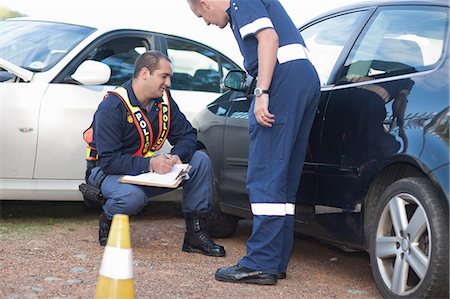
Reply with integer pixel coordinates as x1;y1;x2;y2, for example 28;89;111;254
83;50;225;257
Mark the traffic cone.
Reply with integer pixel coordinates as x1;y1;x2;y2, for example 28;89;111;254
94;214;135;299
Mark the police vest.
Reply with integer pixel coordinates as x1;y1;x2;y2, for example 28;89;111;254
83;86;171;161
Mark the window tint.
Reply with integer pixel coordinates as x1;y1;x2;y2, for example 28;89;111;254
339;6;448;84
301;11;368;86
166;37;237;93
85;37;149;86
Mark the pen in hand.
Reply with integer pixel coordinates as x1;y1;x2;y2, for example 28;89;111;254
162;153;182;165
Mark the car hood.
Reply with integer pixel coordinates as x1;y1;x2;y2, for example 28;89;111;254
0;58;34;82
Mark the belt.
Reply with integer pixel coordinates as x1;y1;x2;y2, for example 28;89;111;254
277;44;310;64
96;172;107;189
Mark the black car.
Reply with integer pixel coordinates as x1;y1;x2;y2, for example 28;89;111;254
193;1;449;298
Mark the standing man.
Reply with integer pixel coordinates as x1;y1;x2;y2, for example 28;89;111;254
188;0;320;285
84;50;225;257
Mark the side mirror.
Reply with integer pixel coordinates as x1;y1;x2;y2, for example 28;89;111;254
71;60;111;85
221;70;248;91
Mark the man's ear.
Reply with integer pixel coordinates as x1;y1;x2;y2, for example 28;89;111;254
200;0;210;9
140;67;150;79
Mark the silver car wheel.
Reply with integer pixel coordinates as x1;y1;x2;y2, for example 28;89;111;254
375;192;430;296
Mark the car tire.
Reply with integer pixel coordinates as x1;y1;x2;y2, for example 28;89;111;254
368;177;449;298
206;174;239;239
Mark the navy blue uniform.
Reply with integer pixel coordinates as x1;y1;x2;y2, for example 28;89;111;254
228;0;321;274
88;80;212;219
92;80;196;174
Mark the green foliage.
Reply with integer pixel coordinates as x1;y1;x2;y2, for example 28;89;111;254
0;6;26;20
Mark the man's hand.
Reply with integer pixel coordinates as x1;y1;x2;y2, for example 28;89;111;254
166;154;182;164
151;154;182;174
254;94;274;127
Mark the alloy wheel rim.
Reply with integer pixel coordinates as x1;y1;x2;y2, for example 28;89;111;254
375;192;431;296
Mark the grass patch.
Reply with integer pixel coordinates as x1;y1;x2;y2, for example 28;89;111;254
0;201;99;240
0;217;97;240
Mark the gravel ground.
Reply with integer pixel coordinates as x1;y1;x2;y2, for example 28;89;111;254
0;201;382;298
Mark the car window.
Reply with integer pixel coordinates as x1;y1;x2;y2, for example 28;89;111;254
166;37;238;93
206;91;239;116
0;20;94;72
85;37;150;86
301;10;369;86
228;97;251;119
339;6;449;84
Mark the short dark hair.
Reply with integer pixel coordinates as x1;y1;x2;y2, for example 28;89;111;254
133;50;171;78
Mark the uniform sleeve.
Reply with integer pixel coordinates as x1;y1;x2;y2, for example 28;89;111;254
94;96;149;175
233;0;273;40
166;92;197;163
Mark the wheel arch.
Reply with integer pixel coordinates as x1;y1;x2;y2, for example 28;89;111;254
362;157;449;249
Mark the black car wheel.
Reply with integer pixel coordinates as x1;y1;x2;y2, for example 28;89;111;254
207;176;239;238
200;149;239;238
368;177;449;298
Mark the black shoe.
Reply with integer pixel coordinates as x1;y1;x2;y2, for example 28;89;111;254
277;272;287;279
182;232;225;257
98;212;111;246
182;212;226;257
215;264;277;285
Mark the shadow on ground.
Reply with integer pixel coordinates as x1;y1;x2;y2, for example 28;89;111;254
0;200;184;219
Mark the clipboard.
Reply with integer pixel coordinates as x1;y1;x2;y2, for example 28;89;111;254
118;164;192;188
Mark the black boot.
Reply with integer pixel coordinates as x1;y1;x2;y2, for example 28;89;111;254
99;212;111;246
182;212;226;257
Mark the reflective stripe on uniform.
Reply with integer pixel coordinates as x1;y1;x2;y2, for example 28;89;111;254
239;17;274;38
114;87;153;157
277;44;309;64
251;203;296;216
86;146;98;161
113;87;171;157
286;203;295;215
151;92;171;152
84;87;171;161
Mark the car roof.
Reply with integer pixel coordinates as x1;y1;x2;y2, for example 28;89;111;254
4;17;165;33
310;0;449;22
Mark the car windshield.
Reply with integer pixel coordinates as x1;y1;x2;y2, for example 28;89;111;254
0;20;95;72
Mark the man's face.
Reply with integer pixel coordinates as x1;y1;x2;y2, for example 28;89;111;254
145;59;173;99
189;0;229;29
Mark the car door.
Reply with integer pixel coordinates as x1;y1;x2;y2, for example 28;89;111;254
33;31;153;179
294;9;372;224
316;5;448;242
0;84;47;178
222;93;252;208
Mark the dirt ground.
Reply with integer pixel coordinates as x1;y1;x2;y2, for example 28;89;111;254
0;201;381;298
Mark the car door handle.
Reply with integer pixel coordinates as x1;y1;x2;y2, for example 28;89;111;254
226;158;248;167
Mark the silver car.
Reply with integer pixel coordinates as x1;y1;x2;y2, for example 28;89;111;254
0;18;241;201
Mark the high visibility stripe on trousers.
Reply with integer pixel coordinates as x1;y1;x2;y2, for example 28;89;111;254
251;203;295;216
